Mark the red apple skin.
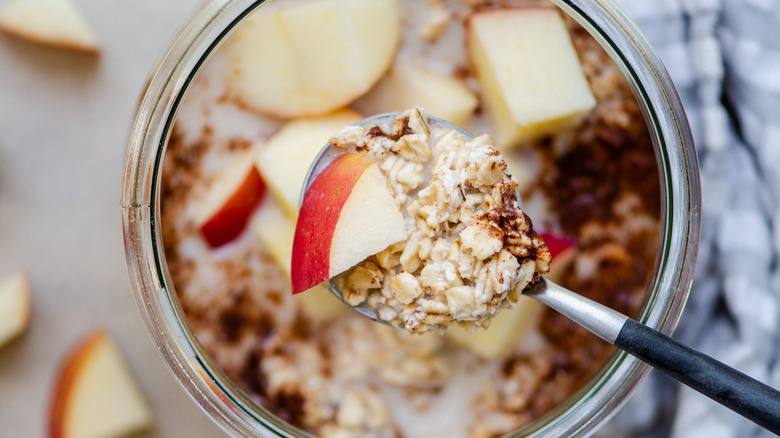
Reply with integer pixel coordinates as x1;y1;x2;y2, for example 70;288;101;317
199;166;266;248
539;232;575;260
49;329;105;438
539;232;577;284
291;153;375;294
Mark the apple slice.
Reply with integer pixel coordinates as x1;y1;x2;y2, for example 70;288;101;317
0;0;99;55
252;197;298;277
539;232;576;284
224;0;401;118
49;329;153;438
354;62;478;126
251;198;347;322
255;109;362;218
291;153;407;294
446;296;545;358
467;7;596;148
540;232;576;260
195;150;267;248
0;270;31;348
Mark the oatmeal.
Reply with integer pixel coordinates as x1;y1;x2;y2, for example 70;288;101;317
159;0;661;437
327;108;550;332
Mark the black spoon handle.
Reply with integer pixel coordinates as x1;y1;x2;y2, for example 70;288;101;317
524;278;780;435
615;319;780;435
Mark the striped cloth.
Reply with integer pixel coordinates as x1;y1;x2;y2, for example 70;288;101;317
595;1;780;437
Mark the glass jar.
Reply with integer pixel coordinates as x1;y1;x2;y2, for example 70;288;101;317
121;0;701;436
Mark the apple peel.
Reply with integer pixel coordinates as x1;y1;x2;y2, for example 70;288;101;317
196;153;267;249
49;329;153;438
538;232;576;260
291;153;407;294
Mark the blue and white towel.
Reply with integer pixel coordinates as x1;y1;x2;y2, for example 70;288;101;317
598;1;780;436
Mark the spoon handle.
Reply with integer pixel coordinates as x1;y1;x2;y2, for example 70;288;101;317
525;278;780;434
615;318;780;434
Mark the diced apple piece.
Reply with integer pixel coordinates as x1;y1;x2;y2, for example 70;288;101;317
446;294;545;359
224;0;401;118
540;232;576;260
255;109;362;218
501;150;535;195
252;197;297;277
0;0;99;54
294;287;347;323
0;270;31;348
292;153;407;293
539;232;576;284
49;329;153;438
195;150;266;248
251;197;347;322
354;62;478;126
467;7;596;148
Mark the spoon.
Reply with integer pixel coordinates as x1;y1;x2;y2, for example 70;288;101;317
300;112;780;434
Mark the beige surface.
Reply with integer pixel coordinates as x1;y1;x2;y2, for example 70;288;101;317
0;0;226;436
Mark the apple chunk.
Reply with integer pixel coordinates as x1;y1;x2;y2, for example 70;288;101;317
467;7;596;148
224;0;401;118
354;62;478;126
0;0;100;54
49;329;153;438
538;232;576;284
251;197;347;321
0;270;31;348
196;150;267;248
291;153;407;294
252;197;298;278
255;109;362;218
446;295;545;358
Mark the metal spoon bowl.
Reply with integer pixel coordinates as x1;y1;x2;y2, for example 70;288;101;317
299;112;780;434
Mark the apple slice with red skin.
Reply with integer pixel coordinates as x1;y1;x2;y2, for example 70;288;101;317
255;109;363;218
251;197;348;320
538;232;576;283
49;329;153;438
196;152;267;248
291;152;407;294
539;232;575;260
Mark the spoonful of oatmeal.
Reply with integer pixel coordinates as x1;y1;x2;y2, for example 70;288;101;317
292;107;780;434
292;107;551;333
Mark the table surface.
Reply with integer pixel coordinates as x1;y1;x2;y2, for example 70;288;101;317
0;1;226;436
